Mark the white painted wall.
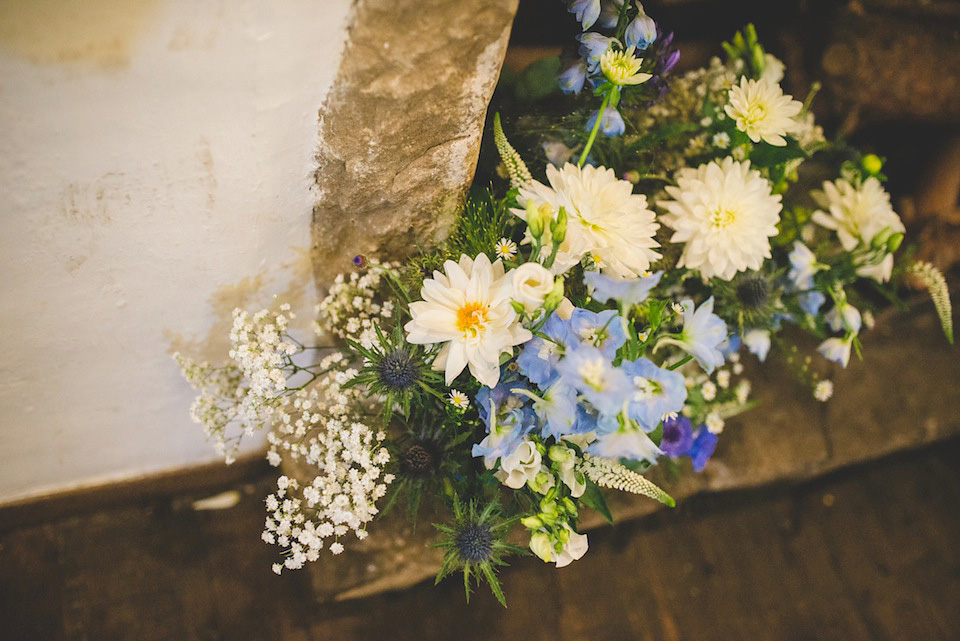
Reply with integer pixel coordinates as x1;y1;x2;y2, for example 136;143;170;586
0;0;353;503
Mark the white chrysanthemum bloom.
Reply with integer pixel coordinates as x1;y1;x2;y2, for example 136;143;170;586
404;253;531;388
811;177;905;282
600;46;652;86
658;158;782;280
724;76;803;146
513;163;661;278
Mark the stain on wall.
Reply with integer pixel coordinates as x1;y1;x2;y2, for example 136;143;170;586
0;0;164;69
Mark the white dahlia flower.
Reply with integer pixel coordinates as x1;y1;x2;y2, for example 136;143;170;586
724;76;803;147
514;163;661;278
811;177;905;282
658;158;782;280
404;253;532;388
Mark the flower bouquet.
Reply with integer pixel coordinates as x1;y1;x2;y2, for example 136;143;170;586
175;1;953;606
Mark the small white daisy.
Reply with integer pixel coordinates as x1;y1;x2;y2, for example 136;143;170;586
705;412;725;434
449;389;470;410
814;380;834;402
494;237;518;260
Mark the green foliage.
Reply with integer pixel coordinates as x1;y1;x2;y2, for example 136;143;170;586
445;187;518;261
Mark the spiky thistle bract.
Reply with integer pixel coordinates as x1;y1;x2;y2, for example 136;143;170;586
433;495;524;607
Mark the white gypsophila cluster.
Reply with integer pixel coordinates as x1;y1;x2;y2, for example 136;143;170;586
230;304;298;400
315;260;396;349
174;354;254;464
640;56;741;171
578;454;674;505
262;369;394;572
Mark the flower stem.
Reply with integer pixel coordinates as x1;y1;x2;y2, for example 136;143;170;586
578;91;611;168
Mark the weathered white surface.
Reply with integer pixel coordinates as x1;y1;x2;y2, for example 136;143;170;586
0;0;352;503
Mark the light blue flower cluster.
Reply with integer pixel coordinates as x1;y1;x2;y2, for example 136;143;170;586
559;1;660;138
470;267;733;469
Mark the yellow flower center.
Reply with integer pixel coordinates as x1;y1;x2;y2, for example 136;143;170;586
456;302;489;337
711;208;737;229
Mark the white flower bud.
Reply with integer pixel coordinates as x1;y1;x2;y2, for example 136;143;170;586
512;262;556;313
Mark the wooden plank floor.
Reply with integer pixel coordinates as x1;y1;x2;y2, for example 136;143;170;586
2;440;959;641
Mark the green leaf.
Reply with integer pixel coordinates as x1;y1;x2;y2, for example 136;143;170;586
581;481;614;524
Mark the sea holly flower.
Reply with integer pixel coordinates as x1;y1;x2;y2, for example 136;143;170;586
619;357;687;431
557;345;631;416
657;297;727;373
599;46;652;86
514;163;660;278
568;308;627;359
659;158;782;280
724;76;803;147
585;107;626;137
404;253;532;388
567;0;601;30
583;269;662;306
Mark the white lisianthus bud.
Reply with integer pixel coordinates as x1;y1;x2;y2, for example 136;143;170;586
529;531;553;563
512;262;556;313
494;439;542;489
555;297;575;320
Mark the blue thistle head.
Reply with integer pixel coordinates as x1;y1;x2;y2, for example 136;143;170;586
454;523;494;563
377;348;418;391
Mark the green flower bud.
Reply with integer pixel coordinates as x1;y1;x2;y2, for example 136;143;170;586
521;515;544;530
862;153;883;176
542;277;566;312
529;532;553;563
622;170;641;184
526;200;545;238
550;206;568;245
562;497;578;516
887;231;904;253
556;527;570;545
548;445;572;463
510;300;526;316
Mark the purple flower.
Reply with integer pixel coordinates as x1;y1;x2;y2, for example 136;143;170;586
660;415;695;457
586;107;626;137
689;427;718;472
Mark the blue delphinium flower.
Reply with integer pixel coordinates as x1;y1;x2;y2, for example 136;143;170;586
583;270;663;307
825;302;861;334
689;427;718;472
597;0;622;28
660;297;727;373
624;10;657;50
533;381;595;439
586;107;626;137
517;313;576;387
557;345;630;416
588;418;663;464
818;336;853;367
742;328;771;362
568;0;602;30
568;308;626;359
619;357;687;431
577;33;616;71
787;242;827;317
660;415;695;457
472;379;536;461
558;59;588;94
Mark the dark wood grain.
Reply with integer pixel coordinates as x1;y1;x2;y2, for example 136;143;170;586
2;441;958;641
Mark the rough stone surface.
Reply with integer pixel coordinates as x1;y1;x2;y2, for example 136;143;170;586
311;0;520;284
290;302;960;601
